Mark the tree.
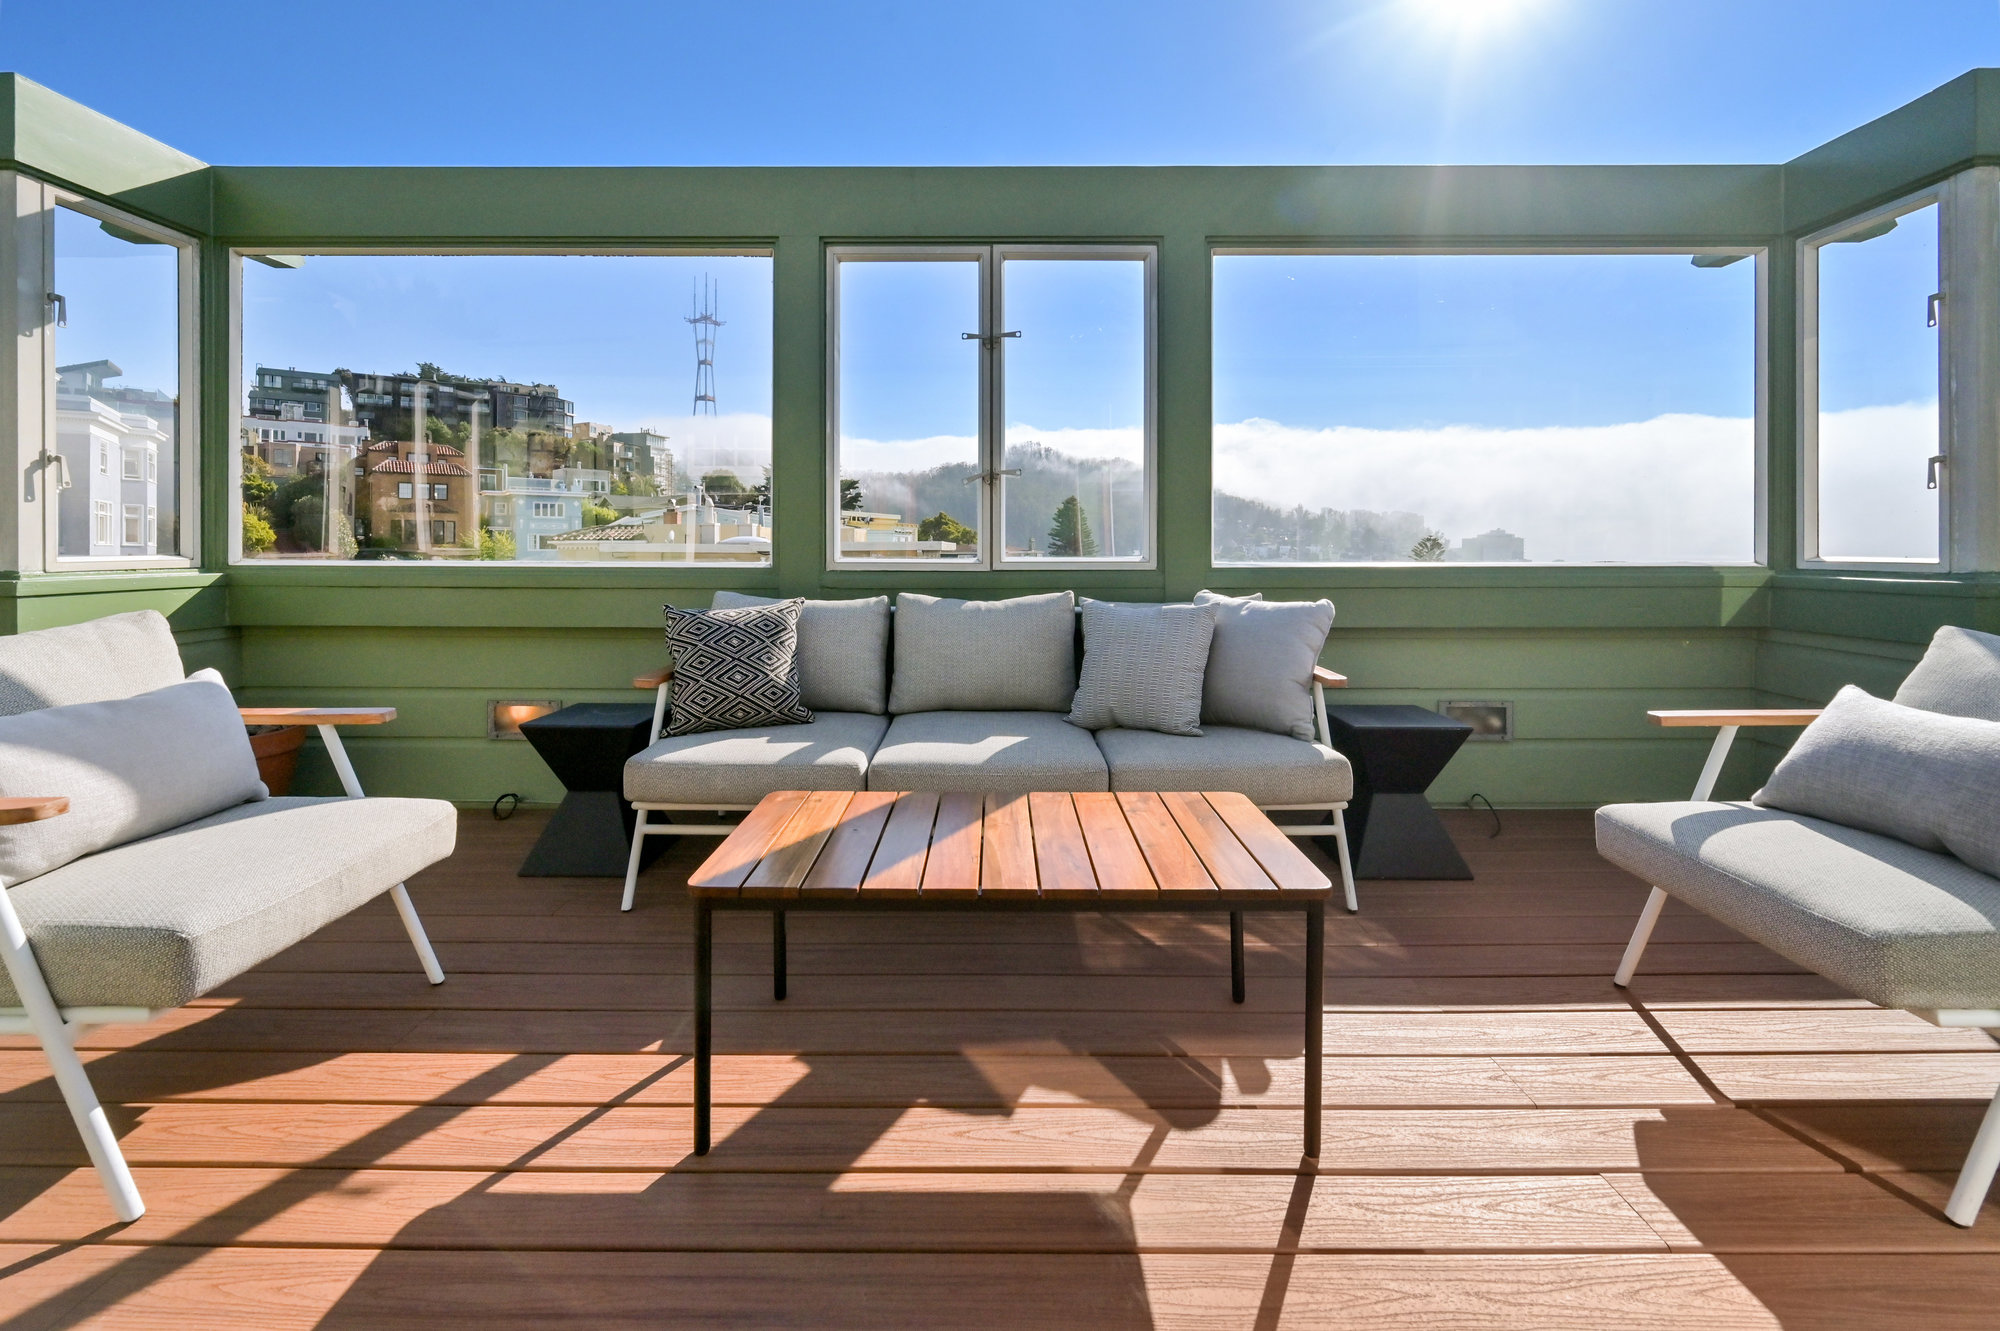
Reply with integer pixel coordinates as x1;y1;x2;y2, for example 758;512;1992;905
840;477;866;511
474;522;516;561
1046;495;1098;557
240;450;277;507
241;507;277;554
701;469;750;499
917;511;976;545
582;498;618;527
1409;530;1448;561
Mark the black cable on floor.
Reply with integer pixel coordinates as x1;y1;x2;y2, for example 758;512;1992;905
1465;793;1502;837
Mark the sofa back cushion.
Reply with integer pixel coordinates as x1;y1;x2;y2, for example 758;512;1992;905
1067;600;1216;736
0;670;267;885
889;592;1077;714
0;610;186;716
1894;625;2000;722
711;592;891;714
1753;684;2000;878
1193;591;1335;741
663;601;814;737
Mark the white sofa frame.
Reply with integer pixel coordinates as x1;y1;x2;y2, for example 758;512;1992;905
621;666;1360;915
0;715;445;1223
1612;708;2000;1228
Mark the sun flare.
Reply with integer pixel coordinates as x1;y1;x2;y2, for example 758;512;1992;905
1406;0;1543;31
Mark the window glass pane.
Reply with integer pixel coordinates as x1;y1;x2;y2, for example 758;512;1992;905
240;253;773;564
1000;257;1147;560
53;205;182;559
834;258;982;561
1212;253;1757;564
1814;204;1940;562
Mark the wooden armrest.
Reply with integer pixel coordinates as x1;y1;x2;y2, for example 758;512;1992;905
1312;666;1347;688
634;667;674;690
238;707;396;726
0;796;68;825
1647;709;1823;728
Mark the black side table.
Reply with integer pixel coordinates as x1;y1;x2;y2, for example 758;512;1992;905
518;703;661;877
1323;705;1475;880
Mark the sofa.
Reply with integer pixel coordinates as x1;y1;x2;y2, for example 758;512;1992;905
621;590;1358;911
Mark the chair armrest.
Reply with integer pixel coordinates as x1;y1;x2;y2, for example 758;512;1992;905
1647;709;1822;728
239;707;396;726
1312;666;1347;688
634;668;674;690
0;797;68;825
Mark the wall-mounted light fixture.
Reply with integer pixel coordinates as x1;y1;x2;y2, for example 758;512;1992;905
488;700;561;740
1440;700;1513;741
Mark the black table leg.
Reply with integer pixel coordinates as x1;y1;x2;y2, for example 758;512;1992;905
1305;902;1323;1159
694;901;712;1156
1230;910;1245;1004
773;910;787;1001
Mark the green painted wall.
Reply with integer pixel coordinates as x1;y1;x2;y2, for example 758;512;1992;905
7;72;2000;808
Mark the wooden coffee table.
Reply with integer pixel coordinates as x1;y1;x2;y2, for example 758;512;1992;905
686;789;1333;1157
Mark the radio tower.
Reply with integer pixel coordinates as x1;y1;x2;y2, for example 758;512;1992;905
687;276;723;415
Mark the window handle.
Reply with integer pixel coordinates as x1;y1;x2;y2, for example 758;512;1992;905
1929;454;1947;490
45;292;65;328
1928;291;1944;328
960;468;1023;486
39;448;71;491
960;330;1022;346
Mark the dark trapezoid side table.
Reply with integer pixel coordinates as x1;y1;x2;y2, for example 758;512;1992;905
1323;704;1475;880
518;703;662;877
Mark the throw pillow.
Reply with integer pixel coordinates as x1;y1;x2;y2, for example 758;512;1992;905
1193;590;1335;741
1752;684;2000;877
1893;625;2000;722
1066;600;1217;736
711;592;891;714
663;600;813;737
888;591;1078;714
0;670;267;886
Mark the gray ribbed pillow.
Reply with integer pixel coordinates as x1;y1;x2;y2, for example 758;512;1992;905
888;592;1077;714
1193;591;1335;741
1753;684;2000;877
0;670;267;886
1066;600;1217;736
1895;625;2000;722
663;601;813;737
712;592;890;715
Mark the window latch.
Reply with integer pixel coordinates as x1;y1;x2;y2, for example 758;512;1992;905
961;468;1023;486
45;292;65;328
39;447;71;492
1929;454;1947;490
960;330;1022;347
1928;291;1944;328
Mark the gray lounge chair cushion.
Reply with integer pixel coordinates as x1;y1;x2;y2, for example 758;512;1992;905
869;711;1109;796
0;609;185;715
888;592;1077;714
1096;725;1355;806
1193;591;1335;741
1596;800;2000;1011
1752;685;2000;878
712;592;891;715
0;671;266;886
624;712;889;805
1895;625;2000;722
0;795;457;1010
1067;600;1217;737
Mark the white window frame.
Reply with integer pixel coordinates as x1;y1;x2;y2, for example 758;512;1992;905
122;503;142;545
91;500;113;548
1207;244;1770;569
1796;171;2000;572
824;243;1159;572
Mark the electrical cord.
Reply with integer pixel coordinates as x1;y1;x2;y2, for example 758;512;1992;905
1465;793;1502;838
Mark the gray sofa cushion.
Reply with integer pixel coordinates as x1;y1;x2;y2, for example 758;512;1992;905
1596;800;2000;1011
624;712;889;805
0;609;186;716
1752;685;2000;878
1067;600;1216;737
712;592;891;715
1895;625;2000;722
868;711;1108;796
0;795;458;1010
888;592;1077;714
1193;591;1334;741
1096;725;1354;806
0;672;266;886
663;600;812;737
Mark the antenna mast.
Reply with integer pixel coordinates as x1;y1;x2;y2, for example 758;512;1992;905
687;275;723;416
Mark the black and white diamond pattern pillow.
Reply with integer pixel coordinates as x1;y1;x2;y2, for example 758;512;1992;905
663;600;814;737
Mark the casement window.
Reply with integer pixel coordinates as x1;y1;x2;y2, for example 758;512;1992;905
91;500;114;547
122;504;142;545
396;482;414;500
827;245;1156;569
122;449;142;481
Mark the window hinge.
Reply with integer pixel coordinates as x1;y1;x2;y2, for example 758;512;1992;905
1929;454;1947;490
962;468;1023;486
960;330;1022;347
45;292;65;328
1928;291;1944;328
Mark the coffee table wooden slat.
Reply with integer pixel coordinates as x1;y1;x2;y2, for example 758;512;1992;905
1160;791;1278;895
689;788;810;891
1117;791;1217;898
742;789;852;898
1028;792;1099;900
979;794;1039;896
1071;792;1159;897
1205;790;1332;894
859;792;939;898
920;792;984;897
801;791;896;896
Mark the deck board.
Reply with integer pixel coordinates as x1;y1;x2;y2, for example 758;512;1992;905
3;807;1997;1327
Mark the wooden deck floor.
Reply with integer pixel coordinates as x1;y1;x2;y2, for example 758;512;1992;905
4;808;2000;1328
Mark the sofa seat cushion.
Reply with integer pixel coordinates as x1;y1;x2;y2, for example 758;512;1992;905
868;711;1108;796
0;796;458;1011
1596;800;2000;1011
624;712;889;805
1096;725;1354;806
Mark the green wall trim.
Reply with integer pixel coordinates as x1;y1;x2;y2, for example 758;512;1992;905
0;74;209;232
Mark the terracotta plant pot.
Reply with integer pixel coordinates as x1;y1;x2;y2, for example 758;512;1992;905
247;725;308;796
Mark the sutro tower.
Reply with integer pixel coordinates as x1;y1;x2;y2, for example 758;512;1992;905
687;276;723;415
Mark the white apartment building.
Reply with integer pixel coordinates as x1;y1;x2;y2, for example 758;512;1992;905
56;392;165;558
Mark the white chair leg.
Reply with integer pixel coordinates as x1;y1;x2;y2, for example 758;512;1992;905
1332;807;1359;914
1614;886;1669;987
621;809;650;912
1946;1080;2000;1226
389;882;445;985
0;886;144;1222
